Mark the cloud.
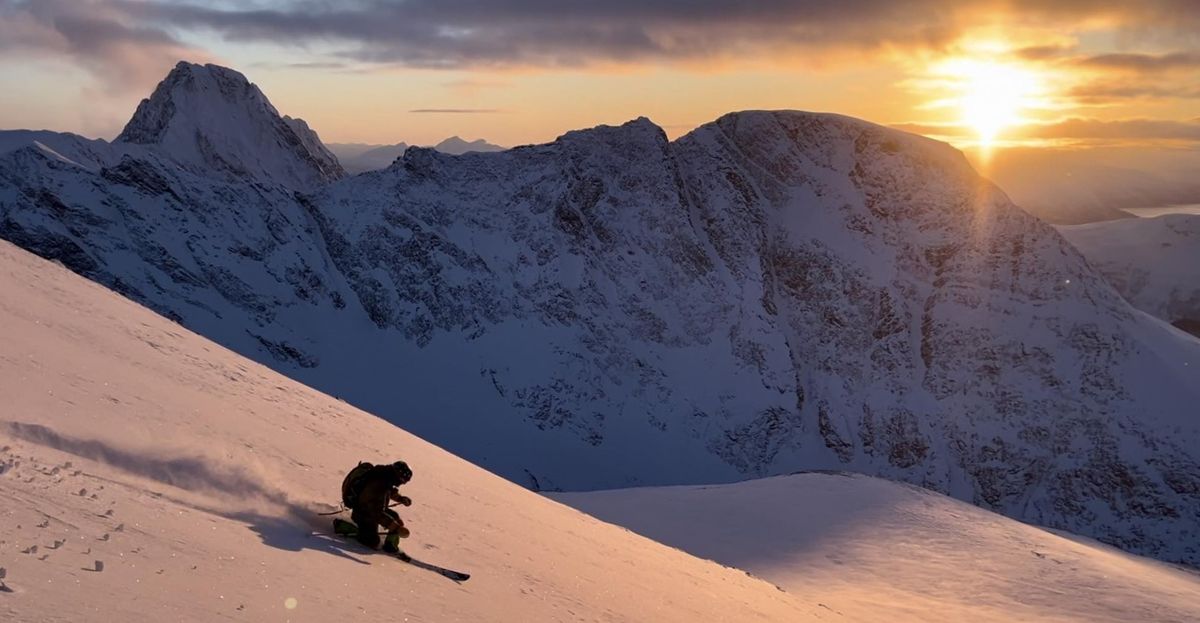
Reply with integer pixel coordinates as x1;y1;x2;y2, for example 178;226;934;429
99;1;1200;70
4;0;1199;76
268;61;352;70
409;108;502;114
110;0;963;69
0;0;209;92
1077;52;1200;72
895;118;1200;142
1069;82;1200;103
1022;118;1200;141
1013;44;1076;61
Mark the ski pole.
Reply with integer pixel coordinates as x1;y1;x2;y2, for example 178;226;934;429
319;501;403;516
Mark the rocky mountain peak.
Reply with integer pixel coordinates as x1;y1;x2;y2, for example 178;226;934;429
115;61;344;190
557;116;667;148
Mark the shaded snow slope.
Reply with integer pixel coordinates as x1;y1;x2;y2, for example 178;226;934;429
2;62;1200;567
0;130;114;172
1059;214;1200;336
309;111;1200;563
116;62;343;189
556;474;1200;623
0;240;833;622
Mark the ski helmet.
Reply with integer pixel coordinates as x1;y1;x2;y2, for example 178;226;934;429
392;460;413;483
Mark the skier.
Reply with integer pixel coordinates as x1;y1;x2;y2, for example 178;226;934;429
339;460;414;554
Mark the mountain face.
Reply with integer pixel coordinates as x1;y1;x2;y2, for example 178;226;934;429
1059;214;1200;336
116;62;344;190
1;64;1199;566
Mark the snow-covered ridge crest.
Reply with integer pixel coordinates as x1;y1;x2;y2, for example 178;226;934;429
116;61;344;190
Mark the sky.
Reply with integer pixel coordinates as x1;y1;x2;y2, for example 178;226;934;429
0;0;1198;151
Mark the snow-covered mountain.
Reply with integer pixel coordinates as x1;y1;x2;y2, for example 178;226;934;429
556;473;1200;622
329;137;504;173
4;239;1196;622
0;239;832;622
116;62;344;190
1059;214;1200;336
0;130;113;171
1;62;1199;567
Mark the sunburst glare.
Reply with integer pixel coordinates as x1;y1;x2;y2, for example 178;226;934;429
943;59;1043;146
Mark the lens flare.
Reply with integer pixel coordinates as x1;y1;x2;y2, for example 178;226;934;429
948;60;1042;145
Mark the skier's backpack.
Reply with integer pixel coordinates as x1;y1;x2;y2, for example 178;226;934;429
341;462;374;508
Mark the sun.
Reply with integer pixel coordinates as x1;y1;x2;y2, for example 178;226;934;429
948;60;1041;145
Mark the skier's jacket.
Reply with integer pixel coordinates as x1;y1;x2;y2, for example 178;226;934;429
341;462;376;508
342;461;411;510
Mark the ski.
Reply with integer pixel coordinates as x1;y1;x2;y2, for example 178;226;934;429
330;518;470;582
390;551;471;582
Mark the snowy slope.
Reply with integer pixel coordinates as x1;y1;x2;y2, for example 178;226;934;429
2;63;1200;567
556;474;1200;623
1059;214;1200;336
0;239;837;622
0;130;115;172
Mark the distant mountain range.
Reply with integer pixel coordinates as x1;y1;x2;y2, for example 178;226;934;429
329;137;504;173
976;146;1200;225
1;61;1198;567
1059;214;1200;337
